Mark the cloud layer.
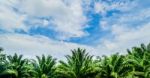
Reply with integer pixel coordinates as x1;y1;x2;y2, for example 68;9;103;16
0;0;150;59
0;0;88;39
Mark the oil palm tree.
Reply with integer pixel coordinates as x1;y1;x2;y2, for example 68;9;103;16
0;47;5;61
57;48;97;78
126;43;150;78
32;55;57;78
1;53;34;78
0;47;7;75
96;53;133;78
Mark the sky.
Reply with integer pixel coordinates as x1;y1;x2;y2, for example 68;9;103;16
0;0;150;59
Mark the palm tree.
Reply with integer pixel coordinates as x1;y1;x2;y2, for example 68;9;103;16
0;47;3;52
0;47;5;61
0;47;6;75
32;55;57;78
96;53;133;78
126;43;150;78
57;48;97;78
1;53;33;78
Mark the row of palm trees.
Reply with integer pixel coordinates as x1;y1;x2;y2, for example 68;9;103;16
0;43;150;78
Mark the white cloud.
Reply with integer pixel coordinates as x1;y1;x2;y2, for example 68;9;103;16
0;0;88;40
95;0;150;55
94;0;136;16
0;33;98;59
98;23;150;54
0;0;27;32
2;22;150;60
18;0;88;39
1;0;150;60
99;21;109;30
95;2;106;14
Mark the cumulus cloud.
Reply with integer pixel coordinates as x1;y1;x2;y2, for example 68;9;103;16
95;0;150;54
0;0;88;39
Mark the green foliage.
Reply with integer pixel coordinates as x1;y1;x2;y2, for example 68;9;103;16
0;43;150;78
56;48;96;78
95;54;134;78
32;55;57;78
2;53;34;78
0;47;6;74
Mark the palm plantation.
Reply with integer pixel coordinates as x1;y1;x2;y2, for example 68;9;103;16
0;43;150;78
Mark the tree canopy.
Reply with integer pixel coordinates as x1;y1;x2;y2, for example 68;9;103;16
0;43;150;78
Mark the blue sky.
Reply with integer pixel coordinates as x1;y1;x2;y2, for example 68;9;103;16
0;0;150;59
